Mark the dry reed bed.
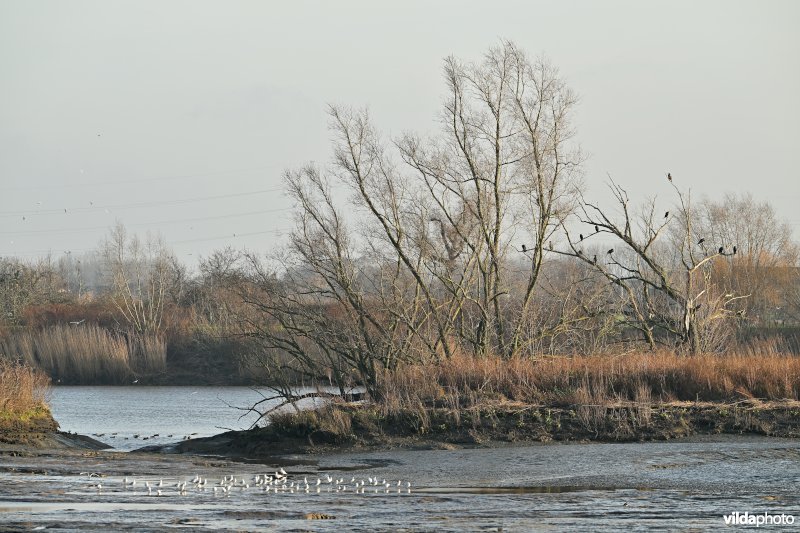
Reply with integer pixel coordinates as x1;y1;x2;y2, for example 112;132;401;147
0;359;49;415
378;351;800;414
0;325;166;384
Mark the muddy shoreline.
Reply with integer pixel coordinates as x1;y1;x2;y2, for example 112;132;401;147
1;432;798;531
1;402;798;531
0;407;111;452
2;399;798;460
0;400;800;461
132;399;800;461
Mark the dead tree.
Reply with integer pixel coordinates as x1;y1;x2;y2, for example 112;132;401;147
561;179;746;353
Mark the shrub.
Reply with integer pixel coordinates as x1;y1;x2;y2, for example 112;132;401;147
0;359;50;416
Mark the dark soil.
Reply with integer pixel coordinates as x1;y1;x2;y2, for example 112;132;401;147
139;399;800;460
5;399;796;459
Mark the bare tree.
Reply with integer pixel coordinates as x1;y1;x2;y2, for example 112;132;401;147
521;257;619;354
226;42;584;403
192;247;245;334
698;193;799;326
563;179;746;353
341;41;583;358
100;223;174;336
0;256;68;327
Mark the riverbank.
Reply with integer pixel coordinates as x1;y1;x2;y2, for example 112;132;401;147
139;399;800;460
6;398;798;459
2;393;799;530
0;406;110;451
0;404;58;445
5;349;799;456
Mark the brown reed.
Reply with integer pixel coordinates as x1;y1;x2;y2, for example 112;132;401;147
0;359;50;415
0;325;166;384
377;346;800;416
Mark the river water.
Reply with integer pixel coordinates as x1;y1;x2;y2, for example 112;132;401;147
1;387;798;531
48;386;279;451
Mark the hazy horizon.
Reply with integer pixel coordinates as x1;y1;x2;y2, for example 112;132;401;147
2;0;798;265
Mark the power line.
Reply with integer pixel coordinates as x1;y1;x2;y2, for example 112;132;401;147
171;229;289;245
0;207;293;235
0;165;283;192
0;187;285;217
0;229;290;257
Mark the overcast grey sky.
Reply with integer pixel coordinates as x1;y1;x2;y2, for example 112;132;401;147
1;0;798;264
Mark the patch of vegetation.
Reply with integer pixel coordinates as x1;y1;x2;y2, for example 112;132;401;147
251;350;800;449
0;360;58;439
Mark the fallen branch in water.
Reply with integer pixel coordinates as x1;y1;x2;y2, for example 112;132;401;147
221;390;367;429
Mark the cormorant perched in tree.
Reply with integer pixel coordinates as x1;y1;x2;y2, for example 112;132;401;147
593;255;597;264
667;173;672;182
521;244;527;252
733;246;737;255
664;211;669;218
549;241;553;250
697;238;705;245
718;246;724;254
579;234;584;241
607;248;614;255
594;225;599;233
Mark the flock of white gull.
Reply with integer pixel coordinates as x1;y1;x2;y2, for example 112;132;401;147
82;468;413;497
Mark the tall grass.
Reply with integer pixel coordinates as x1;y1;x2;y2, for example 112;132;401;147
0;359;50;415
0;325;165;384
378;348;800;415
127;333;167;375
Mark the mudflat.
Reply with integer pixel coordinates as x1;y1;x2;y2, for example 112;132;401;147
1;433;798;531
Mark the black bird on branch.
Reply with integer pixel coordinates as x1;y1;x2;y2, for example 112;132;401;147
594;225;599;233
548;241;553;251
521;244;528;253
697;238;705;245
718;246;724;254
733;246;737;255
579;233;584;241
607;248;614;255
664;211;669;218
593;255;597;264
667;173;672;182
